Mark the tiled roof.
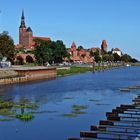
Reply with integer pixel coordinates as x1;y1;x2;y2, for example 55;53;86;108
113;48;121;51
26;27;32;32
33;36;51;41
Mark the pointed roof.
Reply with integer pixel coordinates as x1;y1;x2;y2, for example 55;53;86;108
21;9;25;19
71;41;76;49
20;10;26;28
101;40;107;48
26;27;32;32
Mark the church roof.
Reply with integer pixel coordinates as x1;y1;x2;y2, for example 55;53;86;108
26;27;32;32
71;41;77;49
113;48;121;51
101;40;107;48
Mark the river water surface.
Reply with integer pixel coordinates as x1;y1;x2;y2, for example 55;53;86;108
0;66;140;140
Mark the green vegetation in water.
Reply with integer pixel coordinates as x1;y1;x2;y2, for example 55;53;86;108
0;109;15;117
16;113;34;121
62;113;77;118
14;103;38;110
0;99;38;122
0;118;14;122
57;66;92;76
62;104;88;118
0;100;14;109
72;105;88;111
30;110;58;114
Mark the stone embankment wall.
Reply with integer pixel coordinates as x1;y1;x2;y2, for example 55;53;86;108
0;67;57;85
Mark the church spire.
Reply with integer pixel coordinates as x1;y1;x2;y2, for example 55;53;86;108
20;10;26;28
21;9;25;19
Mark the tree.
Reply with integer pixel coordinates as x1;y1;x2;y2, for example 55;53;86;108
90;49;101;63
51;40;68;63
108;54;114;62
0;31;15;62
113;53;121;62
108;51;112;55
102;54;110;62
77;46;84;51
34;40;52;65
130;58;138;63
121;54;132;62
34;39;68;65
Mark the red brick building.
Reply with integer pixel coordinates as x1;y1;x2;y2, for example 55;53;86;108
67;42;93;63
18;10;51;50
101;40;107;52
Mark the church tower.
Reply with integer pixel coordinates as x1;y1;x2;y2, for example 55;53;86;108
19;10;27;48
19;10;33;50
101;40;107;52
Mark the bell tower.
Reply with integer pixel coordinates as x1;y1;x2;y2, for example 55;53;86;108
19;10;27;48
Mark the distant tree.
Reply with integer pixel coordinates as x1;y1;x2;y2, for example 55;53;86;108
101;50;107;55
77;46;84;51
121;54;132;62
108;51;112;55
113;53;121;62
0;31;15;62
130;58;138;63
108;54;114;62
90;49;102;63
65;53;71;62
102;54;109;62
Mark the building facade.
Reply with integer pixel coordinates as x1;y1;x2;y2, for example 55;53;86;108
112;48;122;56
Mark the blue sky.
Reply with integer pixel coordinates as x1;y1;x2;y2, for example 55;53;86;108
0;0;140;59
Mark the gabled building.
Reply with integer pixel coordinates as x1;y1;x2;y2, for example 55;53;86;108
112;48;122;56
67;42;93;63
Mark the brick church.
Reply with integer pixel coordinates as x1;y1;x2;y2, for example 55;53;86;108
18;10;51;50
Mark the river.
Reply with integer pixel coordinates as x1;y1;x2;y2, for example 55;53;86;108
0;66;140;140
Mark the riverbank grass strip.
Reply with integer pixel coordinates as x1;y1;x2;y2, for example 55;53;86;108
57;66;93;76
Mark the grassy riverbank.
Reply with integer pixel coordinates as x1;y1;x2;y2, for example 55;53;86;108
57;66;93;76
57;65;124;76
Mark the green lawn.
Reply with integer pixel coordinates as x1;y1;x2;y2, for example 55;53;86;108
57;66;93;76
57;65;119;76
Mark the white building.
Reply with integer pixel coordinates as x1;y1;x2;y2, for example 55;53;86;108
112;48;122;56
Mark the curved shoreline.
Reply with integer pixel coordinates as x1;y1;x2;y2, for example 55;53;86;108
0;65;133;85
